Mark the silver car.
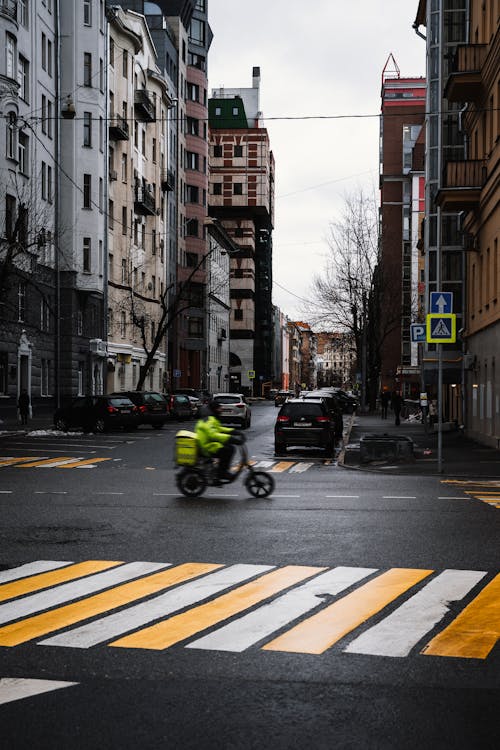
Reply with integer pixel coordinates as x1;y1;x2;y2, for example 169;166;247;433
213;393;252;429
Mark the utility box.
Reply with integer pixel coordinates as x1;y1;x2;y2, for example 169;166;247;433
360;434;414;463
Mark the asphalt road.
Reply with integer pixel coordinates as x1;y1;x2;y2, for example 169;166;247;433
0;401;498;749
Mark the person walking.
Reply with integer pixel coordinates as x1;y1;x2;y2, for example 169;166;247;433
380;390;390;419
391;391;402;426
18;389;30;425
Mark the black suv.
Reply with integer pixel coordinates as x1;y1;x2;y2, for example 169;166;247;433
54;395;138;433
274;398;335;456
111;391;169;429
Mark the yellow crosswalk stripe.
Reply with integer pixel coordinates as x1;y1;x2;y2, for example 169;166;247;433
109;565;324;651
262;568;432;654
57;458;112;468
270;462;295;473
422;573;500;659
0;561;122;603
0;563;220;647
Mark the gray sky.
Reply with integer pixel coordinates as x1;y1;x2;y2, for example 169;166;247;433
207;1;426;320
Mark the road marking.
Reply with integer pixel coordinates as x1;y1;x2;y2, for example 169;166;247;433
41;564;273;649
326;495;359;499
0;457;46;466
58;458;112;468
0;564;218;647
273;495;300;498
345;569;486;657
252;461;276;469
423;573;500;659
263;568;432;654
0;678;78;706
289;463;314;473
0;562;164;631
270;462;295;473
0;561;122;603
0;491;12;494
0;561;71;585
110;566;322;651
188;566;375;653
16;457;80;468
382;496;417;499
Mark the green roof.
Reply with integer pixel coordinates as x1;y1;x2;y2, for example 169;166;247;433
208;97;249;129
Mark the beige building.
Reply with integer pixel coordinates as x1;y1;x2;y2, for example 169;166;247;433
106;8;173;393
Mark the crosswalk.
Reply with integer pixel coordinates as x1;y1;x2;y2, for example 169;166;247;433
442;479;500;509
0;559;498;660
0;456;112;469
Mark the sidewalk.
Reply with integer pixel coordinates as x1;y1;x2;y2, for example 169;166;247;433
340;411;500;478
0;410;54;435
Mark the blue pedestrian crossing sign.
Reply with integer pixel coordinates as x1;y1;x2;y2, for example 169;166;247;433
426;314;456;343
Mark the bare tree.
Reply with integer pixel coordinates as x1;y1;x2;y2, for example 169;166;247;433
306;189;401;409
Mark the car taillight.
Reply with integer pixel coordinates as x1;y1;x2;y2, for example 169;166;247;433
107;406;118;414
139;405;147;413
277;416;290;423
316;416;330;423
236;404;245;408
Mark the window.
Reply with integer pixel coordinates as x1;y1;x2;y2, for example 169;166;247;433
187;117;199;136
108;199;114;229
186;151;199;170
83;174;91;208
42;94;47;134
83;111;92;146
232;107;239;116
6;34;16;79
120;311;126;338
213;182;222;195
18;282;26;322
99;177;103;212
47;100;53;138
188;318;203;337
109;38;114;67
186;252;197;268
6;114;16;160
234;145;243;157
99;116;104;151
189;18;205;45
186;185;199;203
18;132;28;174
18;56;29;102
40;297;50;332
47;165;53;202
213;144;222;158
83;237;91;272
19;0;28;27
122;206;127;235
121;153;127;182
186;218;199;237
122;50;128;78
121;258;127;284
0;352;8;395
234;309;243;321
99;58;104;92
47;39;52;76
84;0;91;25
83;52;92;86
78;363;84;395
233;183;243;195
41;162;47;199
187;83;199;102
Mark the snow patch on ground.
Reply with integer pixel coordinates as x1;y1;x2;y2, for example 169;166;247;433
26;429;84;437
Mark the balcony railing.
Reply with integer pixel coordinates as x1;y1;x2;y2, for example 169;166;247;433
134;89;155;122
437;160;486;211
161;168;175;192
0;0;17;21
109;113;129;140
134;187;156;216
444;44;486;103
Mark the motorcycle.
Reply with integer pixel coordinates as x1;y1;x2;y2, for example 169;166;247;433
175;430;275;499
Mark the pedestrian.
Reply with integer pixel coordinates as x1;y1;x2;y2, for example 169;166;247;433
429;398;437;430
380;390;390;419
18;389;30;425
391;391;402;426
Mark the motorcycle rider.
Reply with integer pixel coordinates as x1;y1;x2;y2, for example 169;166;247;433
195;399;237;483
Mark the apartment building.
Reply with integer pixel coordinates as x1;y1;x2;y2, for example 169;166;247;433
379;57;426;398
208;67;275;394
316;332;355;389
434;0;500;444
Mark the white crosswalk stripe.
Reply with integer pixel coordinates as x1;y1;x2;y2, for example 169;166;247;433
0;561;71;584
0;678;78;705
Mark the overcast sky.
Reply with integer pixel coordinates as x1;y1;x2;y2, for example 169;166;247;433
206;1;426;322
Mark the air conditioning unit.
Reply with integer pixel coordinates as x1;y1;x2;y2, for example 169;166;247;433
109;170;117;181
90;338;107;357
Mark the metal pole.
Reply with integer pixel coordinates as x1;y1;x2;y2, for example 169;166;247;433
438;342;443;472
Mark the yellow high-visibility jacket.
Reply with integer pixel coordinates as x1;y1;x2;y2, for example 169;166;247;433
195;415;233;455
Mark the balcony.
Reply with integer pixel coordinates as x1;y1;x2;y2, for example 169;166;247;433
134;186;156;216
109;113;129;141
444;44;486;103
436;160;486;212
0;0;17;21
134;89;155;122
161;168;175;192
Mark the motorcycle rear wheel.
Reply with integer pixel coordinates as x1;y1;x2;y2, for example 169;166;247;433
176;468;207;497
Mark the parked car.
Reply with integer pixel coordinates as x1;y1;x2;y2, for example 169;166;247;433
110;391;169;429
274;398;335;456
301;390;344;438
167;393;193;420
54;395;139;433
331;388;358;413
187;395;202;417
274;390;295;407
213;393;251;428
174;388;212;406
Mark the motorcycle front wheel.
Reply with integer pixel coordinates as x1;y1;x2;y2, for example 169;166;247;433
244;471;275;498
176;468;207;497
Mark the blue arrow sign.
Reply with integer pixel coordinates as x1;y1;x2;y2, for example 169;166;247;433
430;291;453;314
